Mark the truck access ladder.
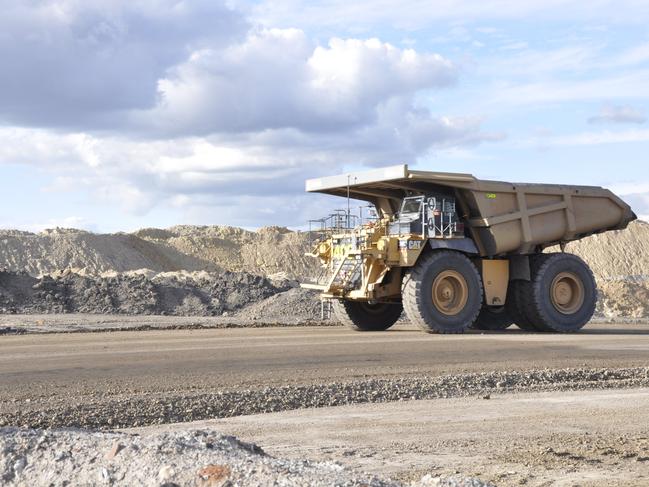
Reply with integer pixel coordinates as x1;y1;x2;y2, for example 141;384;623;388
327;253;363;291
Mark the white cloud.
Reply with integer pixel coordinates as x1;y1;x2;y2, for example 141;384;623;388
0;1;247;129
0;2;506;229
588;105;646;125
133;31;457;136
615;42;649;67
609;186;649;223
0;7;500;228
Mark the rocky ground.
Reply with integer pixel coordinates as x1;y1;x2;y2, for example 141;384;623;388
0;310;333;335
195;388;649;487
3;321;649;486
0;427;492;487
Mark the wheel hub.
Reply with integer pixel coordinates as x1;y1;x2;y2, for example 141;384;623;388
550;272;584;314
432;270;468;316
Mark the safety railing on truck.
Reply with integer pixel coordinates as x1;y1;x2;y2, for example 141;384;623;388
307;206;377;244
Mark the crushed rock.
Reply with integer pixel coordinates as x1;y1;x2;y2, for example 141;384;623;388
3;367;648;431
234;287;322;323
0;428;492;487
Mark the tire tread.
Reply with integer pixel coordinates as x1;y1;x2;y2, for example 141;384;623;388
402;251;483;334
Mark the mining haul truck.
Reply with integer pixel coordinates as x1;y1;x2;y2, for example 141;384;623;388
302;164;636;334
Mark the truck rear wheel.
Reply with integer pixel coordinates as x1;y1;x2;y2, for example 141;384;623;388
402;251;483;334
331;299;403;331
506;280;547;332
472;306;513;330
522;253;596;332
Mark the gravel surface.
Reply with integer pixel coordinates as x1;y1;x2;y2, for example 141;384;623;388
0;313;334;335
188;388;649;487
3;367;648;431
0;428;492;487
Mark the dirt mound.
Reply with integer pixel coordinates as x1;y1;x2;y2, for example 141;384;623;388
138;225;318;279
556;221;649;281
0;228;216;276
596;280;649;318
0;270;284;316
0;225;318;279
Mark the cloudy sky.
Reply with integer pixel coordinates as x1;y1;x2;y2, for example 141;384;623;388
1;0;648;232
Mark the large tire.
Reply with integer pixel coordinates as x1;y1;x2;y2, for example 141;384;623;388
521;253;596;332
472;306;513;330
402;251;483;334
331;299;403;331
507;279;545;332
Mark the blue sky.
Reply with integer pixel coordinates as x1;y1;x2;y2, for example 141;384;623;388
0;0;648;232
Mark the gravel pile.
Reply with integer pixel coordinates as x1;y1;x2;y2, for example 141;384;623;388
0;270;286;316
3;367;648;431
234;287;322;323
0;428;492;487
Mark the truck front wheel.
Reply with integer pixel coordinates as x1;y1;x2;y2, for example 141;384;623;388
402;251;483;334
332;299;403;331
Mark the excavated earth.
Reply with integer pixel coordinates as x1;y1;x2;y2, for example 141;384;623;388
1;221;649;320
0;269;304;318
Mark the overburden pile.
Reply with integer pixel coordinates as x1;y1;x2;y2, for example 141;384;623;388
1;221;649;318
0;270;287;316
0;225;319;279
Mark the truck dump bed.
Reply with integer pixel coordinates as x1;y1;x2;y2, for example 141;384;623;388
306;164;636;256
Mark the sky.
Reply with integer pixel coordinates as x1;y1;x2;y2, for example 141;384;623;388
0;0;648;232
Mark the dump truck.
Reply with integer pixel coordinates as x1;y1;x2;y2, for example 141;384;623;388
302;164;636;334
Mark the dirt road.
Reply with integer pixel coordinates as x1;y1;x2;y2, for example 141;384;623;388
2;324;649;390
1;323;649;428
147;388;649;486
3;321;649;485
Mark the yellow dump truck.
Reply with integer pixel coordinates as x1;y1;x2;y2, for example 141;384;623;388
302;164;636;333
